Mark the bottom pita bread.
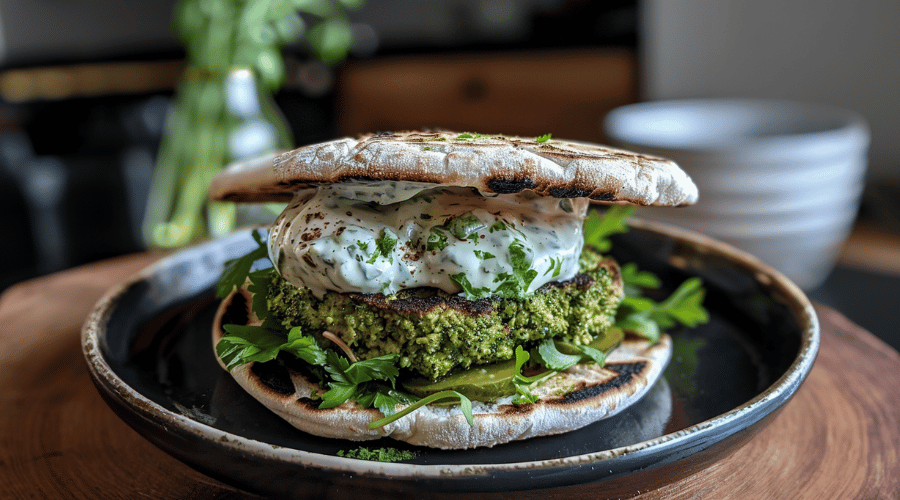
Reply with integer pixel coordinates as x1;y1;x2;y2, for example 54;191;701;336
212;288;672;450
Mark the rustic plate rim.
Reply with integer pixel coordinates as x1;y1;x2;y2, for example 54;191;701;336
81;220;819;481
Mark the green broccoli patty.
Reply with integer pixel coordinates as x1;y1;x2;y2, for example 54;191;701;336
266;247;623;381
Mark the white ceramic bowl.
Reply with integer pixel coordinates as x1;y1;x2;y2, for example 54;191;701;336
604;99;870;290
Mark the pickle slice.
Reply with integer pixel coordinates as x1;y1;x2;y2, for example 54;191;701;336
402;359;517;401
400;328;625;401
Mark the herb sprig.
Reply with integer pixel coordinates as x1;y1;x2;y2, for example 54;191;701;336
216;229;268;299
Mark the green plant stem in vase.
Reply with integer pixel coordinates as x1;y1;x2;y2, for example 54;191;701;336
144;0;361;249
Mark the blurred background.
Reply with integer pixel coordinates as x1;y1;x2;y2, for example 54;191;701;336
0;0;898;344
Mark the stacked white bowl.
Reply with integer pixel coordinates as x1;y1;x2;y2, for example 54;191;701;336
604;99;870;290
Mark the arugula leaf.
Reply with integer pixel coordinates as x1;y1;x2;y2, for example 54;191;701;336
511;346;540;404
368;390;473;429
583;206;635;252
216;229;268;299
534;339;581;371
535;133;552;143
576;344;608;366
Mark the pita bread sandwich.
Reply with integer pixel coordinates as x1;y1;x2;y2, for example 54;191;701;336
209;131;706;450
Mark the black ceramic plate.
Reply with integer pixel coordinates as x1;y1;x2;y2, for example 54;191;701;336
83;220;818;499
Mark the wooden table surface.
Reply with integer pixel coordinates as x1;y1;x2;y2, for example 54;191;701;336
2;253;899;499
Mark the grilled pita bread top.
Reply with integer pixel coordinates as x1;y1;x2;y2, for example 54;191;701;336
209;131;698;206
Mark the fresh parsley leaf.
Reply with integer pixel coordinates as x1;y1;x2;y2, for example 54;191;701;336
450;272;492;300
536;133;552;143
366;228;398;264
426;227;449;251
376;229;398;258
489;221;507;232
357;240;369;251
216;325;286;371
216;325;326;371
216;229;268;299
423;146;433;151
473;249;496;260
320;352;402;409
456;133;473;140
246;269;272;321
652;277;709;328
620;262;662;296
491;240;538;299
583;206;635;252
543;256;563;277
615;278;709;341
344;355;401;386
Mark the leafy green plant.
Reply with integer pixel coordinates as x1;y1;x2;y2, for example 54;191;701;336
144;0;363;248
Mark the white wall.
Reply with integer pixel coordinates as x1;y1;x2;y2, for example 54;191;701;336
642;0;900;181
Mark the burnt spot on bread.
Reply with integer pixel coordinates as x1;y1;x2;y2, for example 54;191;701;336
487;177;537;194
221;290;251;327
553;362;647;405
589;192;618;202
548;187;593;198
251;361;296;396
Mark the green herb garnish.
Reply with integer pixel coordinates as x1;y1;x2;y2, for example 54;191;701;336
368;390;473;429
216;325;327;371
443;212;484;240
337;447;417;462
450;272;491;299
615;277;709;342
366;228;398;264
583;205;635;252
216;229;268;299
536;133;552;143
473;250;496;260
426;227;450;251
490;240;538;299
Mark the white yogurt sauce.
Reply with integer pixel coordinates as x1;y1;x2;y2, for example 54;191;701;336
268;181;589;299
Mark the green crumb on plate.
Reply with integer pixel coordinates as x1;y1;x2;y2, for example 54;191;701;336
337;447;417;462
